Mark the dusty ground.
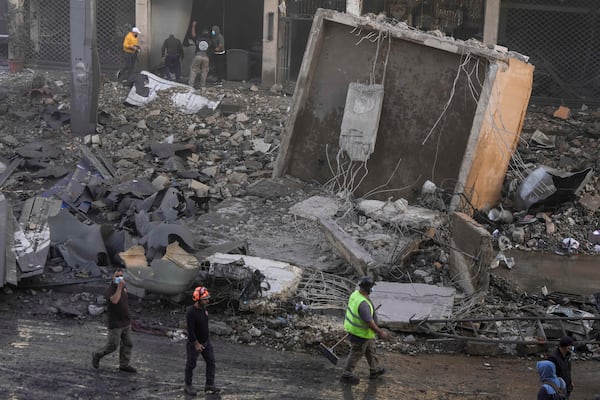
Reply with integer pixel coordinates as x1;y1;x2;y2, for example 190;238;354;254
1;68;600;399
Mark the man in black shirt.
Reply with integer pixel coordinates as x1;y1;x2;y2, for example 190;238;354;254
184;286;221;395
549;336;574;398
161;34;183;82
92;269;136;373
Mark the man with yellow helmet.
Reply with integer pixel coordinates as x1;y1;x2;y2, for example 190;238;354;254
340;276;389;384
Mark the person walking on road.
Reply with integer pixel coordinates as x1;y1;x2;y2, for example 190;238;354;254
210;25;226;84
117;27;141;83
92;269;137;373
537;360;568;400
188;22;211;89
184;286;221;395
340;276;389;384
161;33;183;82
548;336;574;398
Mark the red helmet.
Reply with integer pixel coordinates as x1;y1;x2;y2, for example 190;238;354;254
192;286;210;301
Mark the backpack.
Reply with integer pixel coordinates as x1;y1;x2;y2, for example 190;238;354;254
543;381;567;400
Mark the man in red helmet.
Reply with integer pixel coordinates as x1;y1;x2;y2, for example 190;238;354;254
184;286;221;395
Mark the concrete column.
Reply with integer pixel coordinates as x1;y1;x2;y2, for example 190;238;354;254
346;0;362;16
483;0;500;46
136;0;151;69
7;0;26;63
261;0;278;87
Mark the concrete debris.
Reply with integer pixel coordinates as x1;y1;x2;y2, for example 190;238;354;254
125;71;220;114
205;253;303;313
358;199;445;229
1;51;599;362
370;281;456;331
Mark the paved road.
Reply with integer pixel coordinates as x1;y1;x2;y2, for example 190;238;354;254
1;315;599;399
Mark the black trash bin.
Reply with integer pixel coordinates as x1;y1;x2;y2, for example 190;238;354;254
227;49;249;81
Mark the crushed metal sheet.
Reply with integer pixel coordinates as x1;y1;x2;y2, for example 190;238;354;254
14;197;62;278
139;222;195;259
149;143;197;159
48;209;108;274
0;157;24;188
205;253;303;312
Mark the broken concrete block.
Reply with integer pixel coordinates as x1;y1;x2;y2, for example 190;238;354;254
358;199;445;229
370;281;455;331
289;196;339;221
449;212;493;295
152;175;170;190
189;179;210;197
553;106;571;120
318;216;374;276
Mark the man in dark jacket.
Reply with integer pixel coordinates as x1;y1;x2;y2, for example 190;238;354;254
184;286;221;395
210;25;226;84
548;336;574;398
161;34;183;82
92;269;136;373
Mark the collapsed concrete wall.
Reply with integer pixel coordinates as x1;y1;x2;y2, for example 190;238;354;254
449;212;493;295
274;9;534;212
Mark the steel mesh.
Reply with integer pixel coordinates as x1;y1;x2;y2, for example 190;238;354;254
500;0;600;100
23;0;134;70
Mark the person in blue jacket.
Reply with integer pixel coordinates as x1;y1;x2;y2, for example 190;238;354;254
537;360;567;400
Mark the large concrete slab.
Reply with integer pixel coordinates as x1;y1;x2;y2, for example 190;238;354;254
493;251;600;297
370;281;456;331
274;9;533;212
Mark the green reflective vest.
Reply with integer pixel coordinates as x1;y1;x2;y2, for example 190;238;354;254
344;290;375;339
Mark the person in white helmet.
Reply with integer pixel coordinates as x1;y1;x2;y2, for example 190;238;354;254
117;26;141;83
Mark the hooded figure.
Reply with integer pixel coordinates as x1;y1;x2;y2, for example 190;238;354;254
537;360;567;400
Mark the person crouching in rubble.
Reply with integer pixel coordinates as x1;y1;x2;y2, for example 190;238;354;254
184;286;221;395
340;276;389;384
92;269;137;373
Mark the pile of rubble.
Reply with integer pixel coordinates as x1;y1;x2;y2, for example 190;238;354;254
0;69;599;360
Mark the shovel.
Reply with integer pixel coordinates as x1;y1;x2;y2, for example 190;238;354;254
317;333;348;366
318;304;383;365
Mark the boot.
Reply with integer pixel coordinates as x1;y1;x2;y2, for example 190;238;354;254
184;384;197;395
204;385;222;393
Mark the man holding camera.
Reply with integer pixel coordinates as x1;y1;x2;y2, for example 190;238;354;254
92;269;137;373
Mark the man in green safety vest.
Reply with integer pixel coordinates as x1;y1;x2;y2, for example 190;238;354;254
340;276;389;384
